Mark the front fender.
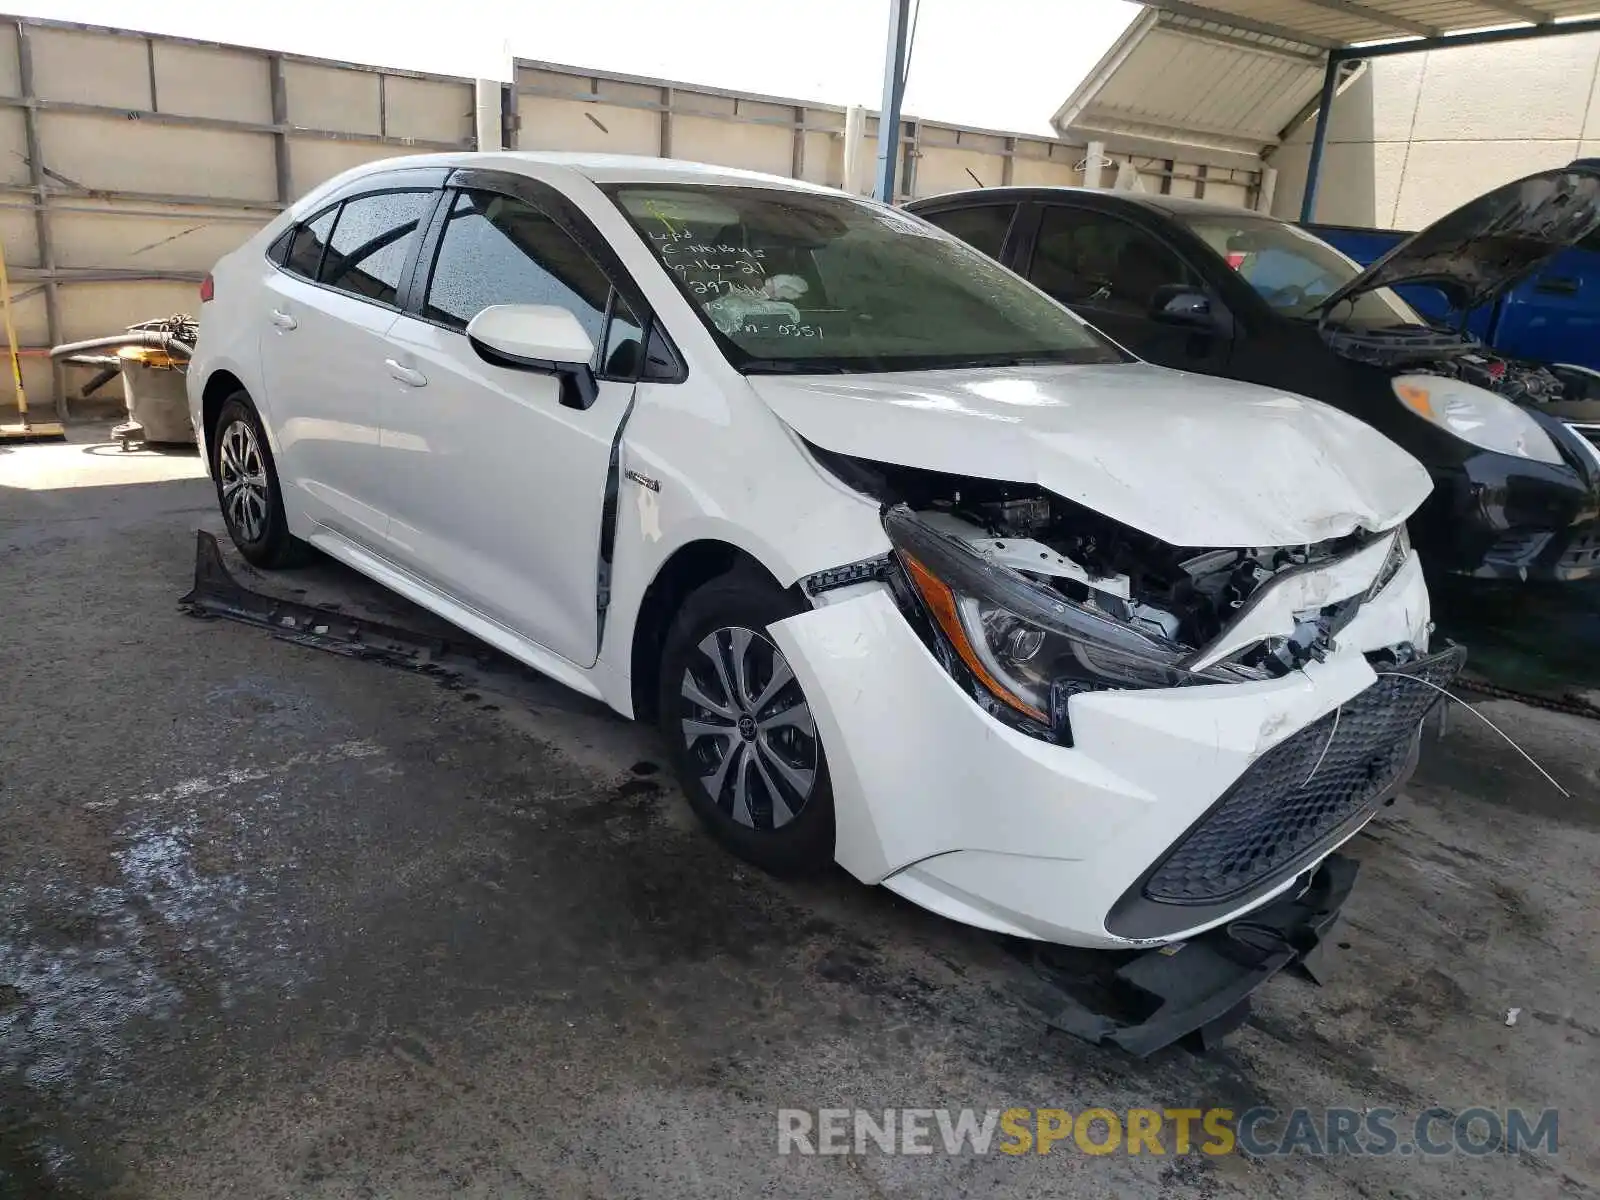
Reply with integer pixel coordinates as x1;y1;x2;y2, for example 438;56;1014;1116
595;391;891;714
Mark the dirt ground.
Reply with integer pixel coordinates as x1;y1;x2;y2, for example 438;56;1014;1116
1;428;1596;1198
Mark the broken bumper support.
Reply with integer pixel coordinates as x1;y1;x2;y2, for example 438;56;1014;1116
1038;853;1357;1058
177;530;583;713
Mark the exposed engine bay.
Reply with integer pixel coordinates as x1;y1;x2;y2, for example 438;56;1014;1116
1322;325;1593;408
812;446;1408;679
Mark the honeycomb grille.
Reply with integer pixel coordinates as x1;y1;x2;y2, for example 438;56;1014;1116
1143;647;1466;906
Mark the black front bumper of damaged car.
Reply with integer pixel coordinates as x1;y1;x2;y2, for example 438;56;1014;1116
1412;419;1600;581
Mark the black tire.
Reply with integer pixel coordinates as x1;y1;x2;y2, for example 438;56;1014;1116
658;567;835;875
210;391;309;569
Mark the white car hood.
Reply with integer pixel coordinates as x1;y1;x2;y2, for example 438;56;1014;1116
749;362;1432;547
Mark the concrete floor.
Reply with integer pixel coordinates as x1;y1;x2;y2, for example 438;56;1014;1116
1;429;1596;1199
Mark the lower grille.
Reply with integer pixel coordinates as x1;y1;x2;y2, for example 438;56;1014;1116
1558;530;1600;572
1143;646;1466;907
1483;528;1553;568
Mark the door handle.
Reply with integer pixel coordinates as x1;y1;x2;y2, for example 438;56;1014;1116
1534;276;1579;296
385;358;427;387
270;308;298;330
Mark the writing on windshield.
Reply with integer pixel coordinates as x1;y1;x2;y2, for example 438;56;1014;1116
607;184;1125;374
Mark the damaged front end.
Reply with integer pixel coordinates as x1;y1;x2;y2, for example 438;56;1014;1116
808;447;1425;748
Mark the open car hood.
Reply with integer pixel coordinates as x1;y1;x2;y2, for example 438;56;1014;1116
749;362;1432;547
1321;163;1600;314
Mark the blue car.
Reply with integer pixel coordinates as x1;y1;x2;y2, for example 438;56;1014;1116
1309;222;1600;373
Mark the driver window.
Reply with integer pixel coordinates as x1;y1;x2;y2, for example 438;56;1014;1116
424;190;609;351
1030;207;1197;316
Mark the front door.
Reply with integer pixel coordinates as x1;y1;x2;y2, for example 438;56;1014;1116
256;187;438;546
1024;204;1230;374
381;186;644;668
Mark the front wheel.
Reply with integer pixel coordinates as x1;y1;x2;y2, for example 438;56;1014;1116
658;568;835;875
211;392;308;569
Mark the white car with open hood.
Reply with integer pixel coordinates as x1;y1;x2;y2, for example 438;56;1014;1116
189;152;1454;955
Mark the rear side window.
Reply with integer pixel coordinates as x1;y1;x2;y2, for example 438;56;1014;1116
919;204;1016;260
319;190;434;306
282;208;336;281
424;190;609;347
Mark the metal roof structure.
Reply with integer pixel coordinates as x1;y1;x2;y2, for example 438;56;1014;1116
1026;0;1600;220
1050;7;1334;169
1141;0;1600;45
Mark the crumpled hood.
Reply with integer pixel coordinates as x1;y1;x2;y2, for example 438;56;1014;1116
750;362;1432;547
1322;163;1600;313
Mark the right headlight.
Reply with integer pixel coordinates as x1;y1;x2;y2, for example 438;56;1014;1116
1391;373;1564;465
883;507;1253;744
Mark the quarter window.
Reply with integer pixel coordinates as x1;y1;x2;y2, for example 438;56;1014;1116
424;190;609;350
1030;207;1198;315
282;207;336;282
320;190;434;306
919;204;1017;260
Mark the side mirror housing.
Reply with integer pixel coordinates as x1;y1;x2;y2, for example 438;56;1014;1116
467;304;598;408
1148;284;1216;329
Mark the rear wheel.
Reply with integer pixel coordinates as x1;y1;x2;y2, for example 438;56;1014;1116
658;569;835;874
211;392;308;569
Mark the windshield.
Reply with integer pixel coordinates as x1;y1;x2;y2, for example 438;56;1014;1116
604;184;1126;373
1175;212;1424;328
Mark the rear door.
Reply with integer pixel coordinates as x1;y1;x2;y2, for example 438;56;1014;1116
257;182;441;547
1022;204;1229;373
381;173;674;668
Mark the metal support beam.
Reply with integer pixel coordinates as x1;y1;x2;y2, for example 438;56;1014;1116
13;22;65;420
1299;53;1340;225
268;55;292;204
873;0;912;203
790;105;806;180
1329;15;1600;60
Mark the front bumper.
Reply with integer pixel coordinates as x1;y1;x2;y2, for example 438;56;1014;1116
769;551;1440;950
1414;420;1600;580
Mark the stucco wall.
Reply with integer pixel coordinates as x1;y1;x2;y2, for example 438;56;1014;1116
1269;33;1600;229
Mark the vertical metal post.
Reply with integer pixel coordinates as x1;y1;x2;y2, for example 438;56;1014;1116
501;79;518;151
1082;139;1106;189
659;87;673;158
268;55;292;204
873;0;912;203
1300;53;1341;224
790;105;806;181
15;22;64;419
843;105;867;193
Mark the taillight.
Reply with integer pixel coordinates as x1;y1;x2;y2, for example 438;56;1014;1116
199;273;214;303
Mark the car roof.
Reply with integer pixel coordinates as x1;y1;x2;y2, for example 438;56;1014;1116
339;150;841;194
909;186;1280;223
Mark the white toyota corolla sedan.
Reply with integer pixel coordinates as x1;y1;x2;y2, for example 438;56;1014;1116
189;152;1456;951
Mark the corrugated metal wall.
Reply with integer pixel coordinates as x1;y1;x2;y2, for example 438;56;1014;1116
510;60;1092;200
0;15;477;418
0;14;1262;419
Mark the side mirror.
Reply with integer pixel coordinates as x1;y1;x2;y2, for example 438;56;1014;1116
1148;284;1216;329
467;304;598;408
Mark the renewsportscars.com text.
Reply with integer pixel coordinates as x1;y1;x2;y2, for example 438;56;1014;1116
777;1106;1559;1158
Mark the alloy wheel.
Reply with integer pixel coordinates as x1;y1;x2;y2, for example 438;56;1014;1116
218;418;270;544
679;625;817;830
